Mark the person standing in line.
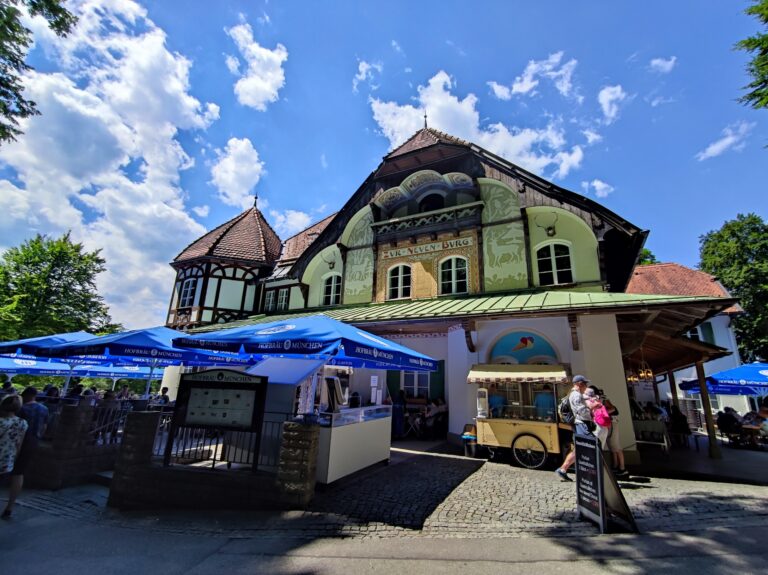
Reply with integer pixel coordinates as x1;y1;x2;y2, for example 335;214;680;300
554;375;593;482
604;396;627;477
3;387;48;518
0;395;28;519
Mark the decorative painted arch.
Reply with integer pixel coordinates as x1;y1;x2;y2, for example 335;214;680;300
488;329;561;365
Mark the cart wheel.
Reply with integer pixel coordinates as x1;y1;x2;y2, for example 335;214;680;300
512;433;548;469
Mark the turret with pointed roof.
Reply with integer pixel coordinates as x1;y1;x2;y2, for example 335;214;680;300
166;200;282;330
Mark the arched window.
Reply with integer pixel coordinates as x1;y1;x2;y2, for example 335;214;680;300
179;278;197;308
388;265;412;300
323;274;342;306
536;243;573;285
440;257;468;295
419;193;445;212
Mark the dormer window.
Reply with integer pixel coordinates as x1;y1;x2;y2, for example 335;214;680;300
388;265;412;300
536;243;573;286
179;278;197;308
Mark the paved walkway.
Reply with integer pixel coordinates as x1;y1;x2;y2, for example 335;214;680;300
4;448;767;540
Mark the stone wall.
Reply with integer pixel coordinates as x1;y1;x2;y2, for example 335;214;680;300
108;413;321;511
27;404;120;490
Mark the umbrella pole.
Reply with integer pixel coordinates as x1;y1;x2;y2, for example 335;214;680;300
696;361;721;459
62;364;75;395
143;363;157;399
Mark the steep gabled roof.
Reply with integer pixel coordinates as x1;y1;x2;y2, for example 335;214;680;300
626;263;742;314
386;127;470;159
174;206;282;265
279;213;337;264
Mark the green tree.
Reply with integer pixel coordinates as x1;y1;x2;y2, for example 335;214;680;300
0;232;121;340
699;213;768;361
0;0;77;143
638;248;659;265
737;0;768;109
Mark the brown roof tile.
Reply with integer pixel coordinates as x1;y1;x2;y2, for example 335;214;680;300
626;263;742;314
386;127;470;159
279;212;336;264
174;207;282;265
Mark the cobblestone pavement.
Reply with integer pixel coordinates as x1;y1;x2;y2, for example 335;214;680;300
11;450;768;540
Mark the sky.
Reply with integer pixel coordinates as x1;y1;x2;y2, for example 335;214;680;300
0;1;765;330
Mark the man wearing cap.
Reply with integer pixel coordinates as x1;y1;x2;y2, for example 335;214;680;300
554;374;593;482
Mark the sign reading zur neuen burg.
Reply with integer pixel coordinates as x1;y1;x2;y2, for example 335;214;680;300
381;237;473;260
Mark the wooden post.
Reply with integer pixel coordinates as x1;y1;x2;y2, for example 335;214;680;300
667;371;680;408
652;379;660;404
695;361;721;459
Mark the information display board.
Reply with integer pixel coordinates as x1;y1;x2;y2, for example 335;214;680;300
575;432;638;533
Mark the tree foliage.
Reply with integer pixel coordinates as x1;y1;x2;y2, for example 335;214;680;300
638;248;659;265
0;232;121;340
0;0;77;143
699;213;768;361
737;0;768;109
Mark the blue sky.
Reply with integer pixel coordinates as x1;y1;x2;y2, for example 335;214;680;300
0;1;765;328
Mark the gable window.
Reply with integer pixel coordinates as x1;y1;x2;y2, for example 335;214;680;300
388;265;412;300
276;288;289;311
440;257;468;295
419;193;445;213
686;322;715;345
264;290;276;312
536;243;573;286
179;278;197;308
323;274;342;306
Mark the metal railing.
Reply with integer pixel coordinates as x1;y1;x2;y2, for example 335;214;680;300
154;411;292;472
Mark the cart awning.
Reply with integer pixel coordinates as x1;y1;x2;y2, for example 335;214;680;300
467;364;568;385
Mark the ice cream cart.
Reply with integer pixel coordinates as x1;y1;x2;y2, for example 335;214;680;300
468;364;571;469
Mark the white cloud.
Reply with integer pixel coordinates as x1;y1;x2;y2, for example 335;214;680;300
598;85;627;124
648;94;675;107
649;56;677;74
0;0;219;329
582;179;615;198
210;138;265;209
225;54;240;75
487;81;511;101
192;205;210;218
226;20;288;111
269;209;312;236
320;153;328;169
490;52;579;101
352;60;382;93
391;40;403;54
582;129;602;145
695;121;755;161
370;71;584;179
257;11;271;25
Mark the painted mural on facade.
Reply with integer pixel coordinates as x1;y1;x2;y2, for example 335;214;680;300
489;331;560;365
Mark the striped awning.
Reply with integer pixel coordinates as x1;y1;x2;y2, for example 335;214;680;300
467;364;568;385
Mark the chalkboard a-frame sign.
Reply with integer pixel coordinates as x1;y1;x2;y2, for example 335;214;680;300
575;432;638;534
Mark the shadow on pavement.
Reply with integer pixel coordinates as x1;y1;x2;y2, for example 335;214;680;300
309;450;483;529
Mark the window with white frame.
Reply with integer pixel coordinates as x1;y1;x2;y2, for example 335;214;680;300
323;274;342;306
402;371;430;399
686;322;715;345
179;278;197;308
276;288;289;311
264;290;276;312
388;265;412;300
536;243;573;286
440;257;468;295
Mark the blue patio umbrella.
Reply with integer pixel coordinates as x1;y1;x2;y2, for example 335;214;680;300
0;356;74;377
173;315;438;372
0;331;93;356
42;326;254;396
679;362;768;396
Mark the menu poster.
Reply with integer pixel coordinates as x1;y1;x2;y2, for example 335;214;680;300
575;433;605;532
186;388;256;429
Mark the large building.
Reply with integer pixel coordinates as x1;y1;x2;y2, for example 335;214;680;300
166;128;736;460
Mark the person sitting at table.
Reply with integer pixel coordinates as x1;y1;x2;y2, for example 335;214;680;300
488;384;505;418
668;405;691;446
716;408;742;437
